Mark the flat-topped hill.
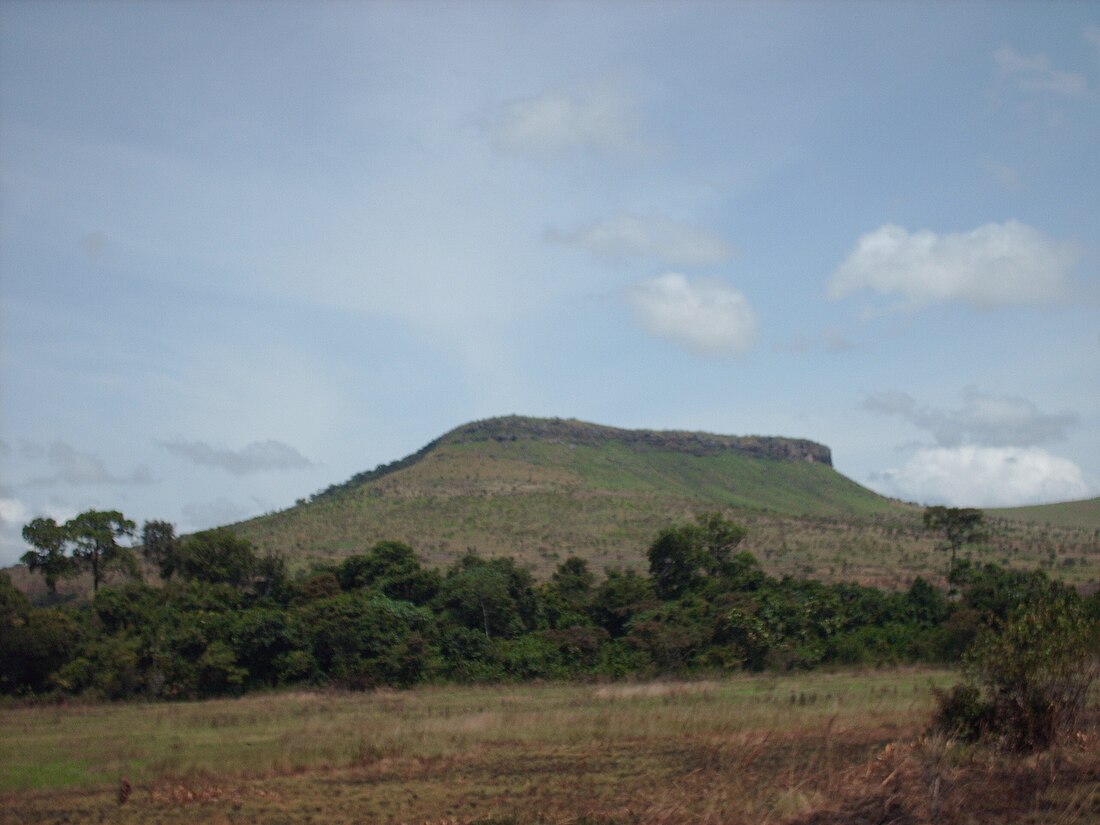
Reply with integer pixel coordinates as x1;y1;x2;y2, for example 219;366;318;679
229;416;1097;586
235;416;928;582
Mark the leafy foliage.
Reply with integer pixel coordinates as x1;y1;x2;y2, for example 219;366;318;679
923;506;985;579
177;528;257;587
141;520;181;581
22;510;138;593
934;597;1100;751
6;512;1098;704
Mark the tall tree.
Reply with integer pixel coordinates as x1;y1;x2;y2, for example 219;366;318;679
21;517;72;594
23;510;138;593
66;510;138;592
142;520;181;581
923;506;985;582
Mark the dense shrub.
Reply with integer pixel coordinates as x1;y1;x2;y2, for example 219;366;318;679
933;598;1100;751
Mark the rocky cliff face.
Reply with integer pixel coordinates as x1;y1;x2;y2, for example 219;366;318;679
440;416;833;467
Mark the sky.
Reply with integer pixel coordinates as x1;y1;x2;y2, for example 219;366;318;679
1;1;1098;566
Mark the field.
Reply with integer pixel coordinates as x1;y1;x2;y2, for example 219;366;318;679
3;669;1098;824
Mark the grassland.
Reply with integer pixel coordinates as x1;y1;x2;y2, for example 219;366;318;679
3;669;1097;824
987;497;1100;531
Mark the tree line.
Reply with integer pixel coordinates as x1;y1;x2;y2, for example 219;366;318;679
3;510;1097;713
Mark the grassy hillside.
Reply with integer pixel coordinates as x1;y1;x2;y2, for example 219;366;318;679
985;497;1100;531
232;416;1099;587
234;417;918;584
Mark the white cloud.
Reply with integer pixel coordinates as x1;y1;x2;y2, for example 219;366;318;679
160;439;314;475
0;497;30;567
875;445;1091;507
548;214;735;268
0;497;29;530
828;221;1078;309
994;46;1089;97
863;387;1077;447
0;497;78;567
490;80;648;158
626;273;757;356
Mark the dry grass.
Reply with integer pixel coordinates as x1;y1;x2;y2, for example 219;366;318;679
3;672;1097;824
0;669;940;824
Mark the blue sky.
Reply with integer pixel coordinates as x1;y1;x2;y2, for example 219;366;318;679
1;1;1098;565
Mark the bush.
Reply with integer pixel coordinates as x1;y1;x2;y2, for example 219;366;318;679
931;683;997;742
933;598;1099;751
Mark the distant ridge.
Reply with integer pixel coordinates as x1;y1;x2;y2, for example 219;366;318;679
317;415;832;501
439;417;832;465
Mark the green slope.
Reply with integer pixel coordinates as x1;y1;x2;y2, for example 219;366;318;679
985;497;1100;531
235;416;922;580
231;416;1100;587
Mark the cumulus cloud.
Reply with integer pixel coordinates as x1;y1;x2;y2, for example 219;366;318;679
0;496;30;566
875;446;1090;507
490;80;648;158
828;221;1078;309
626;273;757;356
994;46;1089;97
160;439;313;475
0;496;80;566
28;441;153;486
863;387;1077;448
0;496;29;530
547;214;735;268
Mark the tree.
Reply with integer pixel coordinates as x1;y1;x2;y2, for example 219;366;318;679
694;512;747;576
177;528;257;587
142;520;181;581
21;518;72;594
67;510;138;592
22;510;137;593
336;541;440;605
647;526;705;600
923;506;985;580
646;513;748;599
436;555;539;639
550;556;594;605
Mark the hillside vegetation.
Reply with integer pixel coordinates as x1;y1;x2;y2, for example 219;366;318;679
232;416;1099;588
986;497;1100;531
235;416;923;583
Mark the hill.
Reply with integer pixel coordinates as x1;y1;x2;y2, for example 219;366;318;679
985;496;1100;531
230;416;1100;588
236;416;939;586
8;417;1098;598
233;416;1100;587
